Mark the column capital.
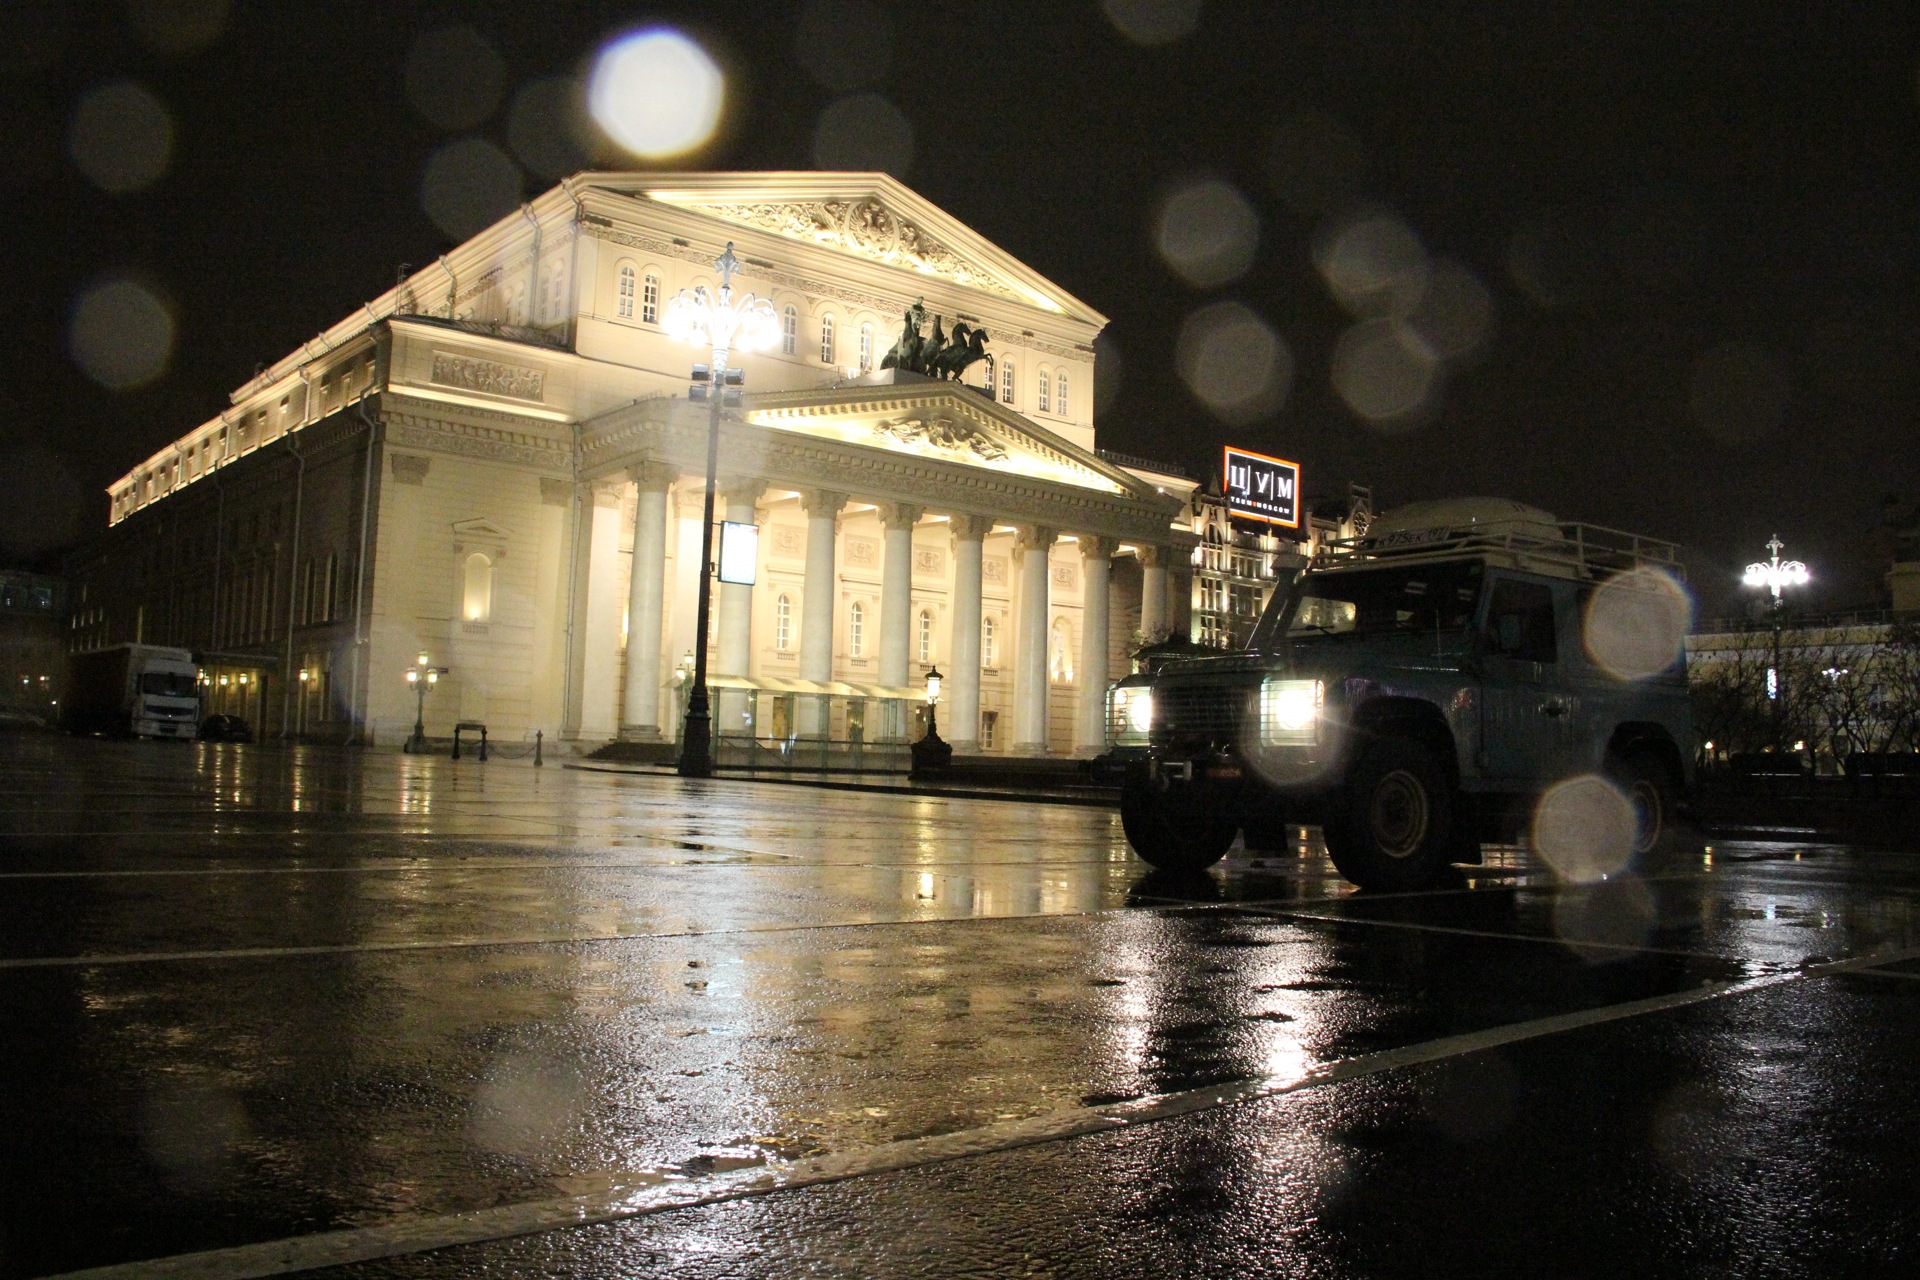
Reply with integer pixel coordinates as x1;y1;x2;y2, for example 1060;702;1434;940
1016;525;1058;553
627;458;676;493
591;482;624;509
1138;543;1171;568
718;476;767;508
802;488;849;518
877;501;924;532
948;512;994;541
1078;534;1119;561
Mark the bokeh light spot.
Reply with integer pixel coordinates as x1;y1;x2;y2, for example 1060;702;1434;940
1551;876;1656;962
1532;774;1636;884
1689;341;1786;446
69;277;175;391
126;0;229;56
1331;318;1437;427
1176;301;1293;425
794;0;894;92
1102;0;1202;44
405;25;507;132
68;81;173;194
811;92;913;177
1584;566;1693;681
1315;208;1429;316
1404;259;1494;362
1155;177;1260;289
589;27;725;160
419;138;523;242
508;77;592;182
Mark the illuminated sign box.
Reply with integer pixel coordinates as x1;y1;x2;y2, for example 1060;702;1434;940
717;521;759;585
1222;446;1301;528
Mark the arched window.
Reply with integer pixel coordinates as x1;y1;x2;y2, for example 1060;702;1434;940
1050;617;1073;682
918;608;934;665
820;315;836;365
775;593;793;652
1001;362;1015;405
859;323;875;372
463;553;493;623
641;273;660;324
1056;371;1069;416
1038;370;1051;414
848;599;865;657
782;305;798;355
982;615;998;669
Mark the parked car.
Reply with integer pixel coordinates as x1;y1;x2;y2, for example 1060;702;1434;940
197;714;253;743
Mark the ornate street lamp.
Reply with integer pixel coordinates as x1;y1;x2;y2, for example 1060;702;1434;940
911;664;951;778
663;243;780;778
404;651;445;754
1743;534;1810;744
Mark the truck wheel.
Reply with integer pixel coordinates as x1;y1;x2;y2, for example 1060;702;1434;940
1608;747;1683;861
1323;738;1455;891
1120;781;1238;873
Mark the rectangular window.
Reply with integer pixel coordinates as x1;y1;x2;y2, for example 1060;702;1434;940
1001;364;1014;404
782;308;797;355
980;709;998;749
820;316;836;365
1484;578;1558;663
642;274;659;324
1038;372;1051;414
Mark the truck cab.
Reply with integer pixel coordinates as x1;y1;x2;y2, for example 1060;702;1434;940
1106;499;1696;890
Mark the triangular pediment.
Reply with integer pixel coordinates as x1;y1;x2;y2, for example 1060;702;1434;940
452;517;514;541
576;172;1105;324
741;379;1148;497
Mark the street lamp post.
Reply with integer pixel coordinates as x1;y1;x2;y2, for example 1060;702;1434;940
403;651;444;754
663;243;780;778
1743;534;1810;749
910;664;950;778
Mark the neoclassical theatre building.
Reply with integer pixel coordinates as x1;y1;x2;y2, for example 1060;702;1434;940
71;172;1208;754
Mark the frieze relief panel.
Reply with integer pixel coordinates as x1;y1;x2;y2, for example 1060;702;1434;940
430;352;546;402
771;526;806;559
844;536;878;570
1052;563;1079;591
982;557;1009;588
913;546;945;577
701;198;1019;300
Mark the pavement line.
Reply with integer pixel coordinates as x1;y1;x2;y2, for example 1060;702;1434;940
1844;966;1920;982
48;944;1920;1280
1241;907;1743;960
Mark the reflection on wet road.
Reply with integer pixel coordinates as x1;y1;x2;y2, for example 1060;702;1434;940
3;737;1919;1278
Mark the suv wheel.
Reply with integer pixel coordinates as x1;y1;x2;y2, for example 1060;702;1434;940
1120;778;1238;873
1324;738;1455;891
1607;747;1681;860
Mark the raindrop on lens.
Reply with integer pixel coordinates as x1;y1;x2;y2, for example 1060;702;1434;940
405;25;507;131
1330;318;1437;428
588;27;726;160
1176;301;1293;425
68;80;173;194
507;77;592;181
1155;177;1260;289
1315;209;1429;316
811;93;914;177
1552;875;1656;962
1532;774;1636;884
1584;566;1693;682
1101;0;1203;45
419;138;523;242
69;277;175;390
1403;259;1494;362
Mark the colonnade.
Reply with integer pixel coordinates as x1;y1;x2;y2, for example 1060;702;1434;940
601;465;1175;757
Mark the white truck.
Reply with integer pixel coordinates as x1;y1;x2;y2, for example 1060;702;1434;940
65;644;201;740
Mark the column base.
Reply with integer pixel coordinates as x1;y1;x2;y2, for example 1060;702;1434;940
618;725;663;742
1010;741;1050;758
949;738;981;755
1071;744;1108;759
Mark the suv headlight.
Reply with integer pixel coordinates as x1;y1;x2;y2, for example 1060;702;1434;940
1260;678;1322;745
1107;685;1153;745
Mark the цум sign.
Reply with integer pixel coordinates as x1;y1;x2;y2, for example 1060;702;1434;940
1222;446;1300;529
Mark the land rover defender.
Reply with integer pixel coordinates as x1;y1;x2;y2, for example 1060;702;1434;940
1106;499;1696;890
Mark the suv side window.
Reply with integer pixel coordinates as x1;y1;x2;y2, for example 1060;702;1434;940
1484;579;1556;663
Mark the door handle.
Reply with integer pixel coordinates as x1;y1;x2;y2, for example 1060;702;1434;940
1539;700;1569;718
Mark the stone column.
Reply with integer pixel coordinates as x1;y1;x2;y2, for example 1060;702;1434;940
1075;536;1116;756
569;482;626;741
946;514;991;753
620;460;674;739
798;488;847;738
1140;545;1170;642
715;478;765;737
663;486;705;741
877;502;923;742
1012;525;1057;756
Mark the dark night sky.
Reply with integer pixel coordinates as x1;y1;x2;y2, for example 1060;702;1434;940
3;1;1916;618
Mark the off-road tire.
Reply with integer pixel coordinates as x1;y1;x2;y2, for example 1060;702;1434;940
1120;779;1238;873
1607;746;1692;866
1323;737;1456;891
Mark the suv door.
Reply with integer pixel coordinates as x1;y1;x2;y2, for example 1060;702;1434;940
1478;575;1575;786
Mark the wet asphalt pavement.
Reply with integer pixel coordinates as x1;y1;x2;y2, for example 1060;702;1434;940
3;737;1919;1278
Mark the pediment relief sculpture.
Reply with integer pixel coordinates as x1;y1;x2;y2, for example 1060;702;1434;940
705;198;1017;299
872;413;1008;462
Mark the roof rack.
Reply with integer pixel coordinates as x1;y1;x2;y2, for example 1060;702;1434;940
1313;520;1683;581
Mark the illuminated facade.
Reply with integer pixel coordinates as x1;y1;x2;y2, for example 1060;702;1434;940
74;172;1197;753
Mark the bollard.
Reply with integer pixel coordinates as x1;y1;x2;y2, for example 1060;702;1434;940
534;729;543;767
451;730;461;761
478;726;489;762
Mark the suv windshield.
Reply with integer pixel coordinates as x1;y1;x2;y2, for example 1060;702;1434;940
140;672;199;698
1258;562;1484;643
